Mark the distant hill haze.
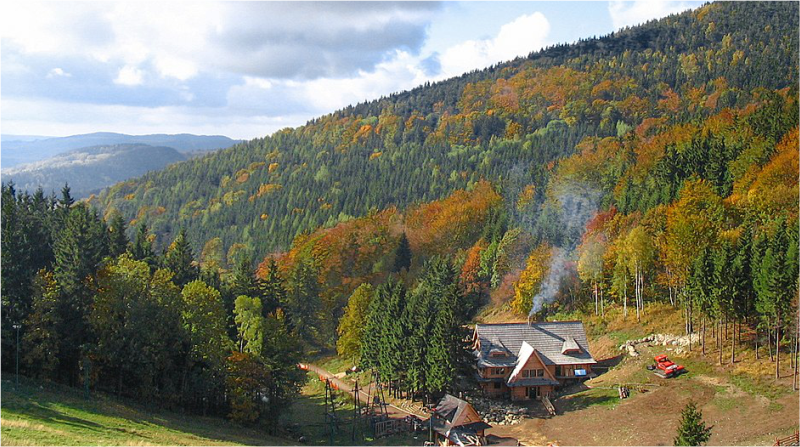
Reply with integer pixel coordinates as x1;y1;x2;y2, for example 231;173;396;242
2;144;187;198
1;132;241;168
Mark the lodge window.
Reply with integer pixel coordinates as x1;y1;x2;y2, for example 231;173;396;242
495;368;505;375
494;382;501;389
521;369;544;378
555;366;562;376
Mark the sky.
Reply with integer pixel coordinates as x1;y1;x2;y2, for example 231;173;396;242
1;1;702;140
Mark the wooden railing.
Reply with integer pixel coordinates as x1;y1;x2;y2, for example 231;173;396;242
541;394;556;416
774;431;799;446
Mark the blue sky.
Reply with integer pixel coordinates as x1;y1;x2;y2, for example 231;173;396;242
1;1;702;140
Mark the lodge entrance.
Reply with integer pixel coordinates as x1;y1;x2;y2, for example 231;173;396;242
525;386;540;399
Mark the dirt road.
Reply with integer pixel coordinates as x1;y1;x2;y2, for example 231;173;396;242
300;363;427;419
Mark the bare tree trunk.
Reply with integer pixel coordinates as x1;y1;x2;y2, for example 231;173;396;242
669;283;674;307
600;286;605;317
718;319;723;365
769;325;774;362
713;319;717;350
688;301;692;352
755;326;760;360
702;316;706;355
776;312;781;380
635;265;640;322
594;281;598;316
623;282;627;319
792;328;800;391
731;318;735;365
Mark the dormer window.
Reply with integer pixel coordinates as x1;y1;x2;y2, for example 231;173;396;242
561;336;582;355
490;349;507;358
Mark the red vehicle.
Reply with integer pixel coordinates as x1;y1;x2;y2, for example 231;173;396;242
652;354;685;378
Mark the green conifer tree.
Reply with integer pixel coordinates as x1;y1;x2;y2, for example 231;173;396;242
392;232;412;273
107;214;130;258
258;259;286;316
163;228;198;287
131;223;156;267
674;401;712;446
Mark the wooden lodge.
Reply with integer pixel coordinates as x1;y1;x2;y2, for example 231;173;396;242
472;322;596;401
427;394;492;446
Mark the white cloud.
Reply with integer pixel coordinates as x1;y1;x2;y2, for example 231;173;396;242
2;2;437;82
114;66;144;86
1;3;561;140
438;12;550;79
46;68;71;78
608;0;693;30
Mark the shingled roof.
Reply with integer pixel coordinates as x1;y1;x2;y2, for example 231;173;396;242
428;394;491;443
474;322;596;367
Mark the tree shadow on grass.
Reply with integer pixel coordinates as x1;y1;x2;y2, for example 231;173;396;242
2;378;288;445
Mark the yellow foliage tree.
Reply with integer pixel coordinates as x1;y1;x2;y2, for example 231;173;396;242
512;244;552;315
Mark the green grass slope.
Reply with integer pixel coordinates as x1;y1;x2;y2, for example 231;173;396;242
0;378;288;446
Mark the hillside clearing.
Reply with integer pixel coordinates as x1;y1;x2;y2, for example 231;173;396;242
0;378;288;446
484;304;799;446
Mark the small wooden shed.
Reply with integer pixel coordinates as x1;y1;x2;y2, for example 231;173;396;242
427;394;492;446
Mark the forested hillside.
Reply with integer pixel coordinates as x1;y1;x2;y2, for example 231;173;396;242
90;2;798;260
1;132;240;168
2;1;798;433
3;144;186;198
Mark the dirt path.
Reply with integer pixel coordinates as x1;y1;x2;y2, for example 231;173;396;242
301;364;427;419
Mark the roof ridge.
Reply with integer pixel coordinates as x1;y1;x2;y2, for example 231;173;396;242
475;320;586;326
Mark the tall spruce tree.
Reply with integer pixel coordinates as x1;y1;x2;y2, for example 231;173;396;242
403;273;436;396
424;258;463;394
285;258;321;344
107;214;130;258
131;223;156;267
392;232;412;273
376;277;407;386
359;283;387;370
163;228;198;287
258;259;286;317
52;203;108;384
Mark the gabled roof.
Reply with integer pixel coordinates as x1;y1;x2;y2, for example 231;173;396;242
507;341;534;383
428;394;490;441
474;321;596;366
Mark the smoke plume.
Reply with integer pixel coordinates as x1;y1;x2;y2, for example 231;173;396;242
528;181;601;318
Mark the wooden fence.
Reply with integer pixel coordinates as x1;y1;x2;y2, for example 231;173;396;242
373;418;408;438
774;431;799;446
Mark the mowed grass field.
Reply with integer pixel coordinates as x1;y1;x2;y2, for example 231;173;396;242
1;377;289;446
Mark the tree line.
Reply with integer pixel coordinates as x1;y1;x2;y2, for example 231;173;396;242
1;184;305;429
337;257;475;403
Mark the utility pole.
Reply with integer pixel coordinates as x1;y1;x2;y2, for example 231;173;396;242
12;323;21;386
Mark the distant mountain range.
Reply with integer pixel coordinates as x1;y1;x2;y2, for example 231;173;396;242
2;144;187;199
1;132;241;168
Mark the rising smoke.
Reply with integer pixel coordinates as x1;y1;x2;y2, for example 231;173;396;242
528;181;601;318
